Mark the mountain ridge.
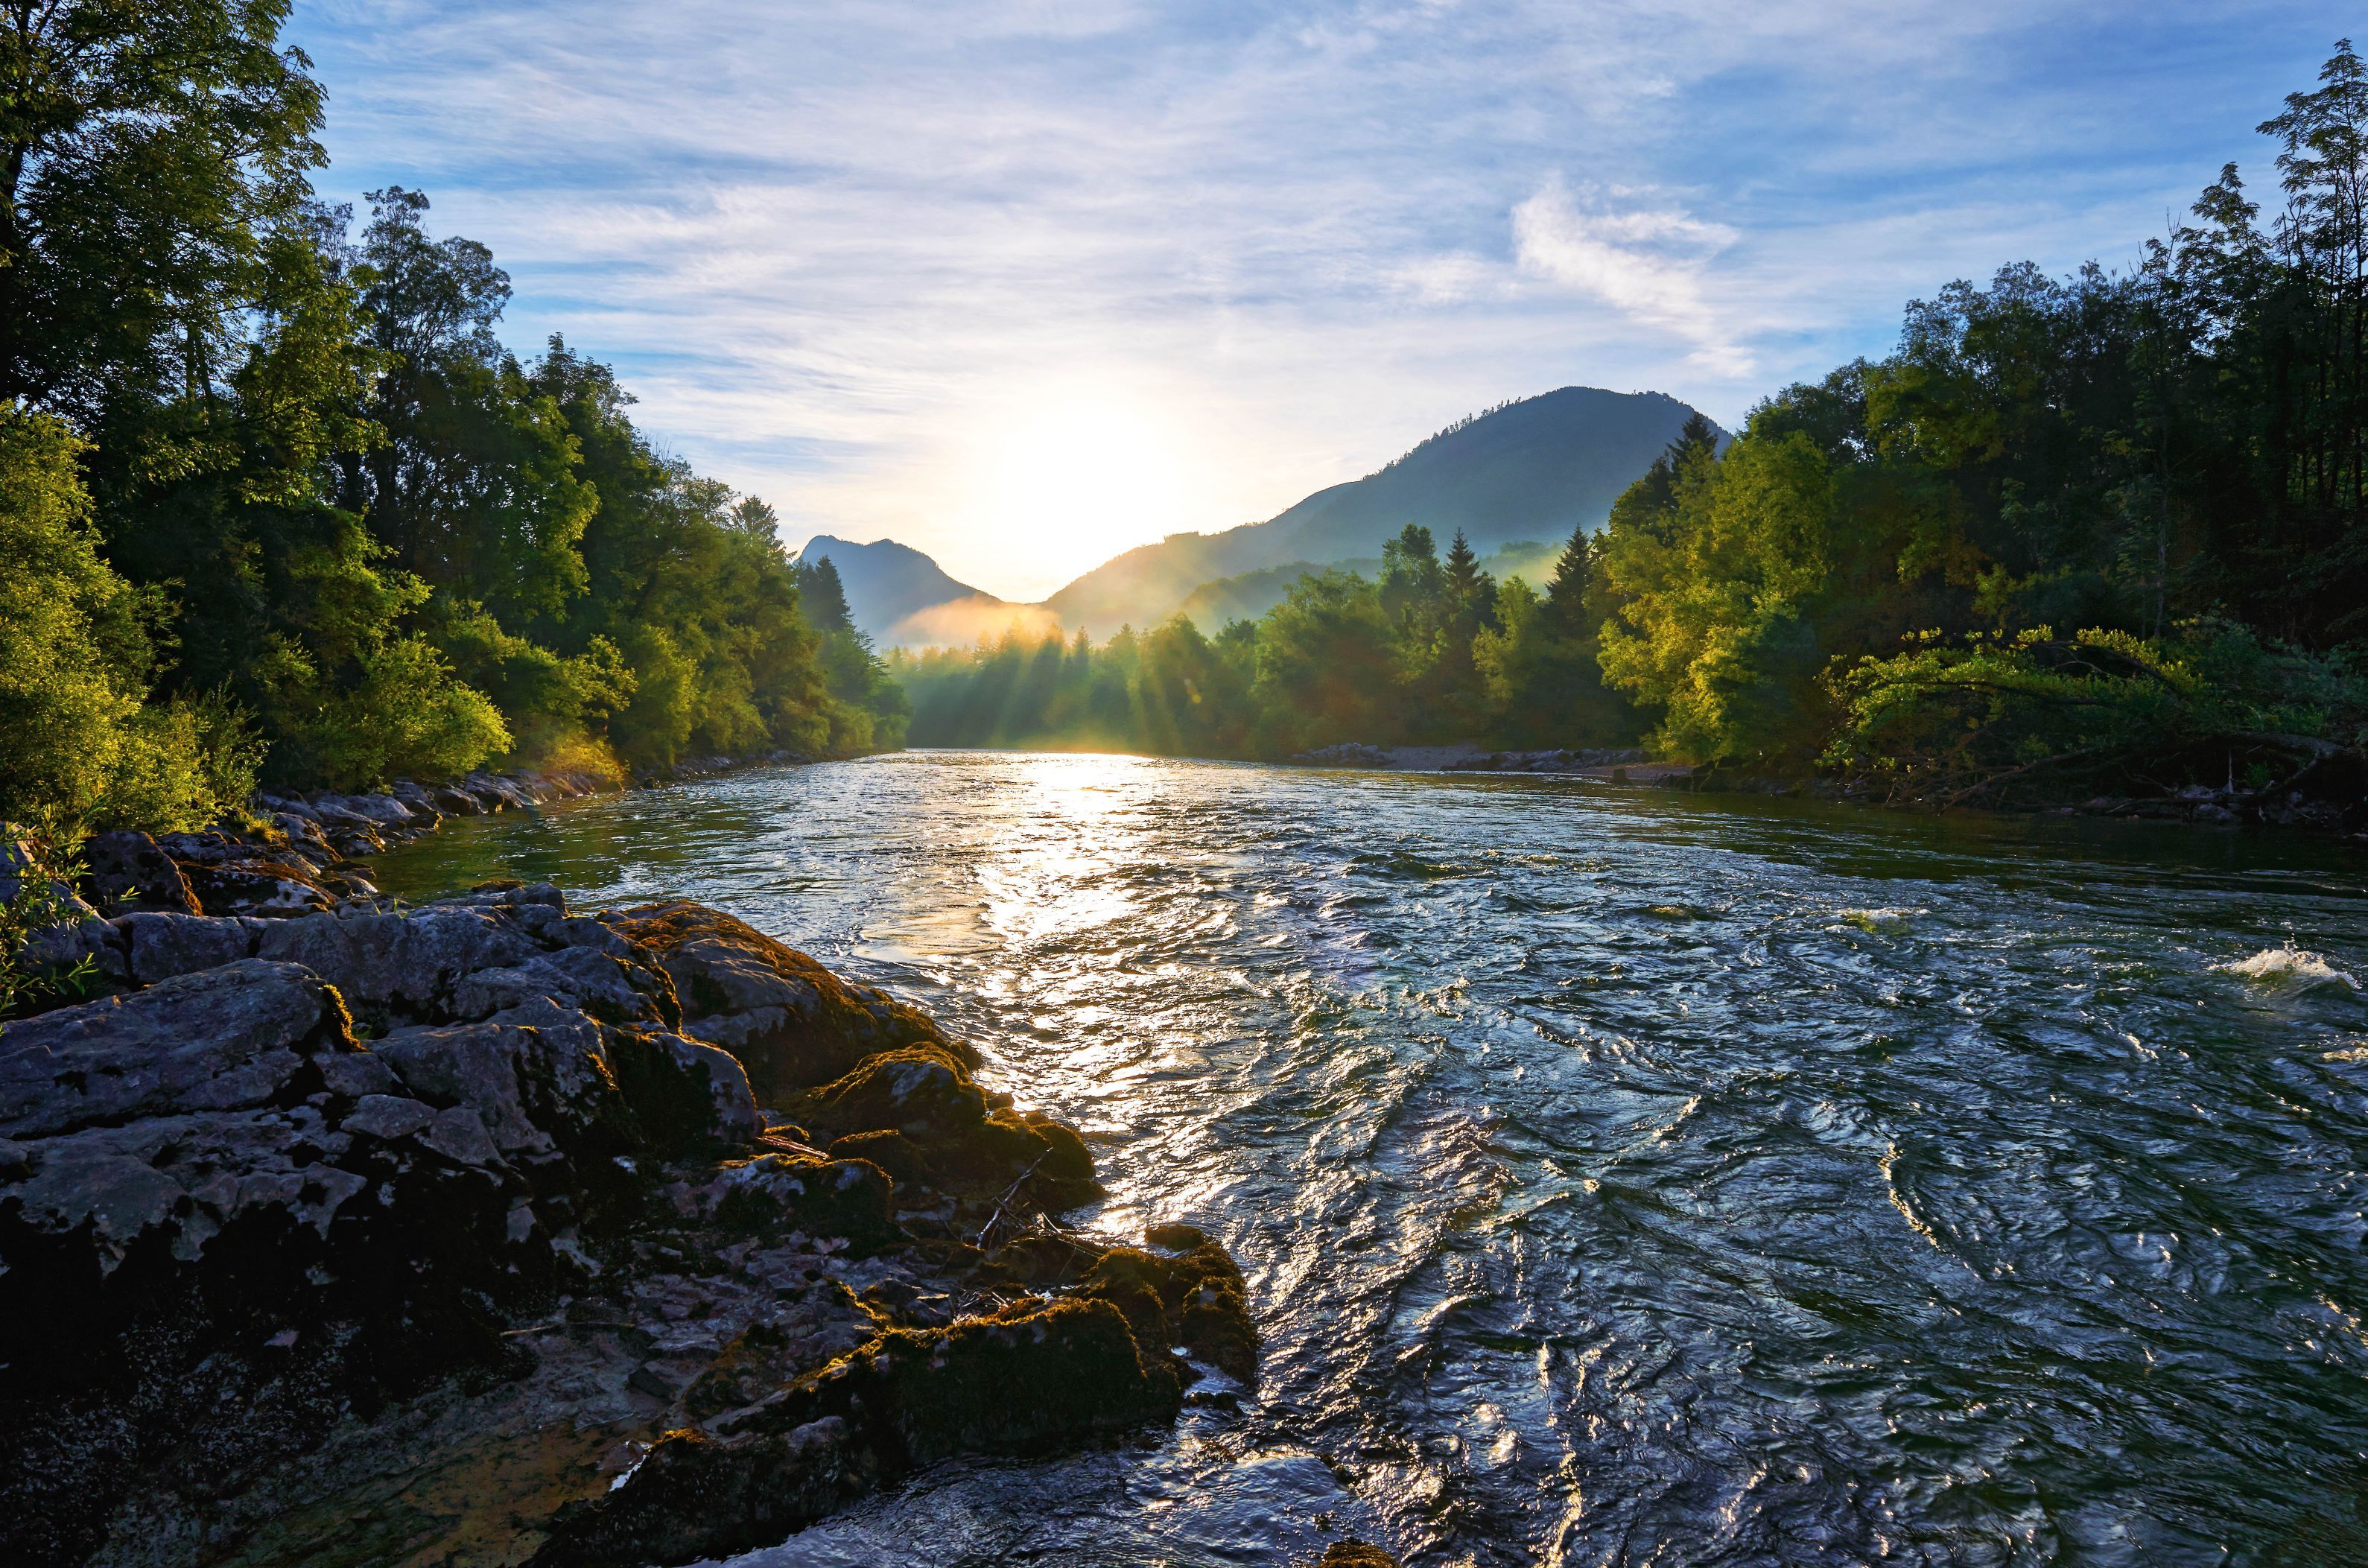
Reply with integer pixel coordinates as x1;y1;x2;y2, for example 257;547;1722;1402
1041;386;1721;634
807;385;1722;647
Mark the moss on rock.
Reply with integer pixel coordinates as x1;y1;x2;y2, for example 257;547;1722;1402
702;1152;900;1254
1317;1543;1403;1567
533;1295;1185;1567
607;903;972;1099
804;1050;1103;1213
1076;1239;1260;1383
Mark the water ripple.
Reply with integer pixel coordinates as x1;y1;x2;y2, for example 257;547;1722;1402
369;751;2368;1567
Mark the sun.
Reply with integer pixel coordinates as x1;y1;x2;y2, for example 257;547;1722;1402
961;387;1193;600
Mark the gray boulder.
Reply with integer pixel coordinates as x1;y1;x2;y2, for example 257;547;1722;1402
0;959;356;1140
254;904;545;1023
115;911;261;984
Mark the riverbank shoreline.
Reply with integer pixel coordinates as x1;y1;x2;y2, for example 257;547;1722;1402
0;873;1310;1567
1284;740;2368;837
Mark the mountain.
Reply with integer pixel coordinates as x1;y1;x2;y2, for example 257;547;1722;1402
793;535;1053;647
1043;387;1721;635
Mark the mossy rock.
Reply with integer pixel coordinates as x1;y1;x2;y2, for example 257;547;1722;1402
705;1153;900;1254
807;1053;1103;1213
1317;1544;1403;1568
609;903;972;1099
778;1295;1185;1469
529;1420;875;1568
1076;1242;1260;1383
808;1046;986;1140
826;1129;935;1195
540;1298;1185;1566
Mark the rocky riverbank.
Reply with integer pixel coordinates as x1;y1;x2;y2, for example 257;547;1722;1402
0;868;1348;1567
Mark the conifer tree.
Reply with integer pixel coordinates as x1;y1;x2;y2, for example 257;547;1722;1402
1540;523;1594;641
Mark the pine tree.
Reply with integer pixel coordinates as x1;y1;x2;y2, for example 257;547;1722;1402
1540;522;1593;640
1444;528;1486;607
796;555;853;633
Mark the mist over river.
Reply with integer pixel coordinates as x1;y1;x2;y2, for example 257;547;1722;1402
369;751;2368;1568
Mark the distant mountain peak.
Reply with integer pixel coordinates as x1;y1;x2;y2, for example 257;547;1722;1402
1039;386;1723;637
795;535;1054;648
813;387;1723;649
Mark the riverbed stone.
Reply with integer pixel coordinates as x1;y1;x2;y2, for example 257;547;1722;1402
529;1419;876;1568
1078;1241;1260;1383
178;857;335;917
115;910;260;983
0;959;356;1139
535;1296;1183;1568
340;1092;438;1141
0;868;1244;1568
606;901;971;1101
449;945;673;1028
375;1003;629;1160
804;1050;1100;1210
253;904;546;1023
697;1151;898;1251
76;830;203;915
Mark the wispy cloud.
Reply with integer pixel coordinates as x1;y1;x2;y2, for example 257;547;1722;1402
1512;180;1748;373
289;0;2350;598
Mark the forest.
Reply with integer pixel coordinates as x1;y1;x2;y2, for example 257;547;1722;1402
902;41;2368;808
0;1;904;845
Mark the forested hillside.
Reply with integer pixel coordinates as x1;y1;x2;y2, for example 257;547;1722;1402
0;2;904;844
1039;387;1715;634
902;42;2368;811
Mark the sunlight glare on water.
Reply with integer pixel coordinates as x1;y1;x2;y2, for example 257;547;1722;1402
368;750;2368;1567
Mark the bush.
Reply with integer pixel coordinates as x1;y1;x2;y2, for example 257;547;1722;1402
0;408;248;837
261;631;512;790
1822;620;2368;804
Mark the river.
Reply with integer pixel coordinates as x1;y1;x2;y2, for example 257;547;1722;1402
368;750;2368;1567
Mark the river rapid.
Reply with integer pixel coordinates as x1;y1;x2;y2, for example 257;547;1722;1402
367;750;2368;1568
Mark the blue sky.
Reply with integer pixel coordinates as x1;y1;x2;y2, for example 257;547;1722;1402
290;1;2352;600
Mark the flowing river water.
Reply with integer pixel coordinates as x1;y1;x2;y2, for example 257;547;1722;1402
366;750;2368;1568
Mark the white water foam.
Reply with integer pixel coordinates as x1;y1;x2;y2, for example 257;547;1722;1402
2215;943;2361;990
1840;907;1926;932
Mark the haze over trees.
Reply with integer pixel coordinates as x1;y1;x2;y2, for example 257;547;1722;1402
0;1;902;839
903;42;2368;804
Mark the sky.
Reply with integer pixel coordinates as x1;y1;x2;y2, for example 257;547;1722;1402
290;1;2354;602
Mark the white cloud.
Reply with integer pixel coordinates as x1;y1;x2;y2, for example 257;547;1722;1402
1511;180;1749;374
286;0;2351;598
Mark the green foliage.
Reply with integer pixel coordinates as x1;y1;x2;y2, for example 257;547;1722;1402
1824;621;2368;804
258;626;512;792
1596;424;1844;764
0;409;250;837
0;837;98;1022
1251;571;1403;752
0;0;326;420
2;50;902;824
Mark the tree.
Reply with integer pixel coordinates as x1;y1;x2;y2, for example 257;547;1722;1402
1378;524;1445;653
0;410;253;837
1253;571;1403;752
1482;524;1632;746
1426;528;1497;734
343;190;595;628
0;0;326;421
795;553;854;634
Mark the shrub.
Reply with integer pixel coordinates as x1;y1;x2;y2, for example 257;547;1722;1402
0;408;247;837
1823;620;2368;804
